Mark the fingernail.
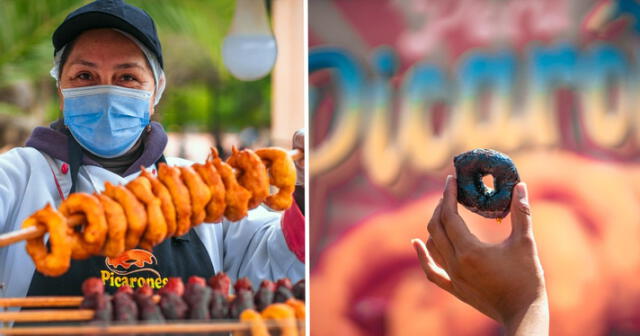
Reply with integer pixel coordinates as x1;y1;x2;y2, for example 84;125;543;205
411;239;419;252
518;183;527;198
445;175;452;188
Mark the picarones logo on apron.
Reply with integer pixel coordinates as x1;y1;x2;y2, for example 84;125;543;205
101;249;168;290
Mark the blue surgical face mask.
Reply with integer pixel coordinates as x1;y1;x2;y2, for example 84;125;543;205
62;85;151;158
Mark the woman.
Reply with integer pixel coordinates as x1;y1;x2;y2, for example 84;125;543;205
0;0;304;298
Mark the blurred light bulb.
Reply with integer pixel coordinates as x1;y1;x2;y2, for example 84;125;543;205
223;0;277;81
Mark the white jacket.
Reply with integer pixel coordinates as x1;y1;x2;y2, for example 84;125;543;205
0;147;304;299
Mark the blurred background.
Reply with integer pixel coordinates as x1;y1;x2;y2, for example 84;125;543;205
0;0;303;160
309;0;640;335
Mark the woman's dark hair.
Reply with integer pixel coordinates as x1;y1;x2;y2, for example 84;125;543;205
58;38;78;78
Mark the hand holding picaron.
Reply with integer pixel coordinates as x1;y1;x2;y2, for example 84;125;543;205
412;176;549;336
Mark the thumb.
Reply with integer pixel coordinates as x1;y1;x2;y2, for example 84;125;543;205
292;129;304;185
509;182;533;240
292;129;304;150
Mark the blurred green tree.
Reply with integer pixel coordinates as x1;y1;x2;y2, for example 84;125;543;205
0;0;271;141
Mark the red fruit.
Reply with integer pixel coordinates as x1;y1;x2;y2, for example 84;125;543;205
159;292;188;320
208;272;231;295
273;285;294;303
184;283;212;320
117;285;134;295
234;277;253;293
259;279;276;291
292;279;305;301
188;276;206;287
82;277;104;296
229;289;255;318
276;278;293;289
159;277;185;296
255;284;275;312
210;289;229;319
136;283;154;297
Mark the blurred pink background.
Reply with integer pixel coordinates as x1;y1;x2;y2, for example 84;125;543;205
309;1;640;335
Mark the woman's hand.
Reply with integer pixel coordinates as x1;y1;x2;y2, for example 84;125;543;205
412;176;549;336
292;129;304;186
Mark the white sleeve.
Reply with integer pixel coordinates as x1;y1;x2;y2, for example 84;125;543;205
0;148;60;302
0;149;31;233
222;207;304;287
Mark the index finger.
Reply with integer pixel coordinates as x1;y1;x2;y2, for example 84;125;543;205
440;175;478;248
442;175;459;215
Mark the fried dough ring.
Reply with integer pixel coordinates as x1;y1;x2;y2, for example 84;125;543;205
193;161;226;223
141;167;177;237
210;148;251;222
255;148;297;211
285;298;305;320
178;166;211;227
157;163;192;236
227;146;270;209
286;298;306;336
59;193;108;258
454;148;520;219
104;182;147;250
22;204;72;276
261;303;299;336
127;176;167;250
95;194;127;258
66;222;91;260
235;309;270;336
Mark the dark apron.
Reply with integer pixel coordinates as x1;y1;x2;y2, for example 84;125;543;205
26;229;215;296
26;138;215;296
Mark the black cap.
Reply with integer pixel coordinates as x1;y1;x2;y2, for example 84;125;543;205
52;0;163;68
